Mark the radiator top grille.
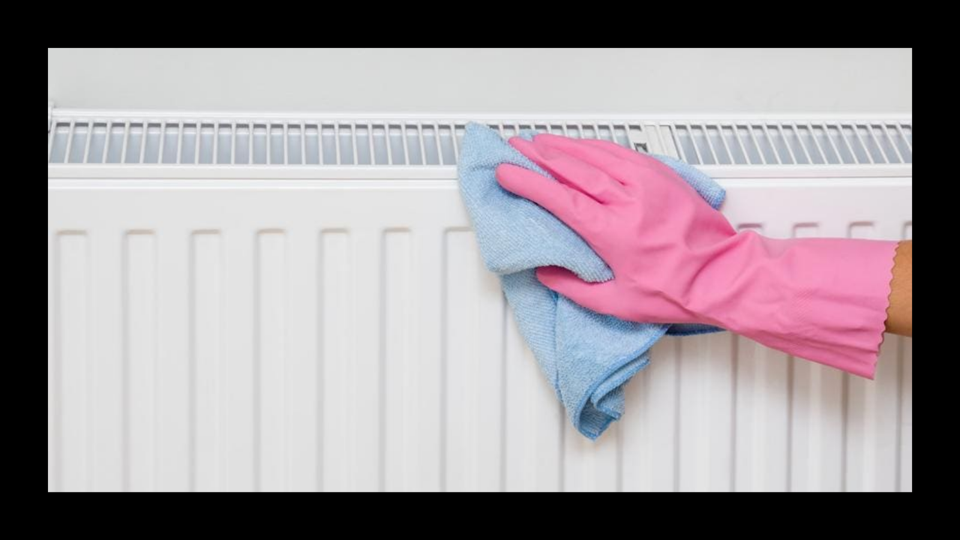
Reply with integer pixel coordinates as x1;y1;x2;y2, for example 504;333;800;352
48;113;913;167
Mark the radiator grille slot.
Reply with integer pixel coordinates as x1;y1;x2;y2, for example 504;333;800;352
48;116;912;166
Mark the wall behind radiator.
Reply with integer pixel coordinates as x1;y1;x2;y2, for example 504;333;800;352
47;48;912;114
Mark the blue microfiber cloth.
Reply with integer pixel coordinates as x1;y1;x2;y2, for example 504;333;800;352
457;123;725;440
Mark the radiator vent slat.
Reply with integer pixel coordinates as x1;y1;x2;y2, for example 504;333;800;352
48;117;913;166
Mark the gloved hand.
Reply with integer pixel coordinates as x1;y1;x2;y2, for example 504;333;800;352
495;134;898;378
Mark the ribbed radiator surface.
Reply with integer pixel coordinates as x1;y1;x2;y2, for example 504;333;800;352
48;176;912;492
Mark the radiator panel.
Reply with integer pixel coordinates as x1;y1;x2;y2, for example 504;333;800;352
48;178;912;492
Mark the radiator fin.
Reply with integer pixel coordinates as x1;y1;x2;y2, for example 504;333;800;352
48;116;913;166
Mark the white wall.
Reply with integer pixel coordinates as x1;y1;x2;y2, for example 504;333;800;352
48;48;911;114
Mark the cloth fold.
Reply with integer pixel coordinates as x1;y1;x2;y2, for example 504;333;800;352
456;123;725;439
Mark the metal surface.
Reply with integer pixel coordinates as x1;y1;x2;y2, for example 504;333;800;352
48;110;912;492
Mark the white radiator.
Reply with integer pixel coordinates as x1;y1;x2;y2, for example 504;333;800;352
48;110;912;492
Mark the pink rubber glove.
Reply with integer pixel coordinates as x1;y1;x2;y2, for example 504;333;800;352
495;134;898;378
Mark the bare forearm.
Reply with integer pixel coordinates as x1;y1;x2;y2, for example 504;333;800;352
885;240;912;337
